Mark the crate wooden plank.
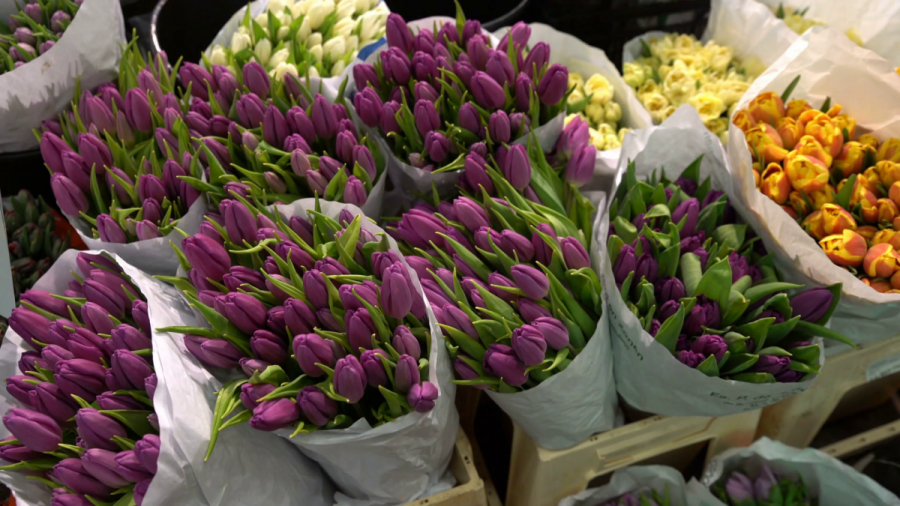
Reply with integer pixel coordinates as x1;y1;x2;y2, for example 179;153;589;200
407;430;487;506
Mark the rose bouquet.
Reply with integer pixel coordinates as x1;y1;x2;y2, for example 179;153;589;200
734;80;900;294
566;72;631;151
624;33;761;143
1;251;160;505
207;0;389;80
609;157;852;383
351;9;570;179
2;0;81;72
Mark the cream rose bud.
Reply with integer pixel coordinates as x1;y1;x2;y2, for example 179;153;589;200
331;59;346;77
585;102;604;125
336;0;355;19
308;32;323;48
323;37;346;60
584;74;612;103
617;127;630;142
269;48;290;69
274;62;299;81
210;46;228;66
346;34;359;52
604;102;622;124
309;44;324;61
255;38;273;65
596;123;615;137
687;92;725;123
333;17;355;38
297;17;312;41
568;71;584;90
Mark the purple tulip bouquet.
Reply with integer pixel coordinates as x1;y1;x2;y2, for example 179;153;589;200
351;7;570;184
712;464;811;505
0;251;160;506
598;490;671;506
608;157;853;384
2;0;81;73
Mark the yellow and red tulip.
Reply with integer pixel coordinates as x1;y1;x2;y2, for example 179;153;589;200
872;229;900;251
877;138;900;163
800;111;843;158
820;229;867;267
786;99;812;120
862;277;892;293
821;203;857;236
784;152;829;194
776;117;803;150
794;135;833;168
747;91;786;124
858;133;879;150
877;198;899;224
889;181;900;209
863;243;900;278
760;163;792;205
747;124;788;164
892;270;900;290
732;109;757;134
848;175;879;223
877;160;900;188
833;141;867;178
857;225;879;241
832;114;856;140
802;209;826;239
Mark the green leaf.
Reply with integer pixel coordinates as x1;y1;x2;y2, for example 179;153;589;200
98;410;156;436
613;216;638;245
835;174;857;210
696;354;720;377
735;317;775;353
712;224;747;251
730;372;776;383
743;282;804;305
654;304;684;353
781;75;800;102
792;320;856;347
693;257;732;307
680;253;703;296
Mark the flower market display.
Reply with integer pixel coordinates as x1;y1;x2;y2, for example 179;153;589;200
566;72;630;152
351;10;570;176
207;0;389;80
734;80;900;294
2;0;81;73
557;466;690;506
712;463;810;505
609;157;851;383
1;251;160;505
624;33;762;143
5;191;71;300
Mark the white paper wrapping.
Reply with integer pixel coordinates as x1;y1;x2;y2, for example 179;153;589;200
66;197;207;277
725;28;900;348
0;249;335;506
686;437;900;506
558;466;690;506
164;199;458;504
0;0;125;153
495;23;652;184
602;106;824;417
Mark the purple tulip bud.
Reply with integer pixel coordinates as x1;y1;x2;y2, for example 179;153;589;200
672;198;700;237
386;354;418;394
634;253;659;284
182;234;231;283
297;386;337;426
344;176;367;206
488;110;511;144
684;298;720;336
470;71;506;109
565;144;596;187
523;42;549;79
790;288;832;323
238;382;275;412
345;308;377;351
353;63;380;90
236;93;266;128
81;448;132;489
406;381;438;413
4;408;62;453
242;61;271;98
613;245;637;285
14;27;36;46
123;89;153;133
29;381;78;425
290;333;334;377
537;63;567;106
386;13;413;52
511;324;547;366
502;144;532;191
518;298;552;324
0;438;43;463
691;334;727;362
219;292;267;335
40;131;73;174
532;317;569;350
360;349;389;387
54;458;113;498
384;325;420;362
676;350;706;368
453;196;490;233
485;50;515;87
311;94;338;139
284;298;317;336
456;103;482;136
334;355;367;403
654;277;686;304
751;355;792;376
262;105;289;148
380;100;402;134
725;472;755;502
50;173;89;217
75;408;125;451
113;449;153;483
483;344;528;386
511;265;550;300
411;51;436;81
50;10;70;32
131;434;160;476
183;335;244;369
413;99;440;137
286;106;316;144
553;237;588;271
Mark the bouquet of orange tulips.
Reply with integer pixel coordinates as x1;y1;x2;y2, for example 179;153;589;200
734;77;900;293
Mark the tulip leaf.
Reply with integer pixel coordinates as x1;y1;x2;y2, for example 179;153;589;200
729;372;775;383
258;375;316;402
473;319;507;347
792;320;856;347
695;354;720;377
206;378;246;460
742;282;804;306
693;257;732;307
654;304;684;353
712;224;747;251
657;243;681;280
607;234;626;268
156;325;217;338
439;324;487;361
439;232;493;282
99;410;156;437
789;344;821;363
789;360;819;374
182;293;253;356
538;263;596;336
731;275;753;295
0;458;61;472
720;352;758;375
735;317;775;353
644;203;671;221
763;316;801;346
721;290;750;327
757;346;793;358
354;288;391;343
835;174;857;210
680;253;702;297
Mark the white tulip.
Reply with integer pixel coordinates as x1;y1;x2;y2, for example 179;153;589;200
357;11;382;41
277;26;290;40
276;12;291;25
290;0;307;17
269;48;290;69
309;44;324;61
372;2;388;15
323;36;345;60
231;32;252;52
336;0;355;19
346;34;359;52
255;38;273;65
307;0;335;29
209;46;228;66
308;32;323;47
255;13;269;27
331;59;346;77
353;0;368;14
333;18;355;38
350;49;358;60
308;66;320;78
273;62;299;81
297;17;312;42
268;0;286;14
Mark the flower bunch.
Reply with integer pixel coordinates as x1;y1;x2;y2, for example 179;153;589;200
608;158;852;383
600;490;671;506
159;198;437;452
209;0;388;80
624;33;761;143
565;72;630;151
388;152;600;391
772;3;863;46
735;81;900;293
352;9;570;173
39;42;203;243
713;464;811;505
2;252;160;505
1;0;81;72
176;65;384;208
6;190;71;299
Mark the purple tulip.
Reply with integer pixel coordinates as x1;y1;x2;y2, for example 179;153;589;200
220;292;267;335
133;434;160;475
183;335;244;369
283;298;316;336
50;10;70;32
691;334;727;362
55;358;108;403
334;355;367;403
424;130;450;163
242;61;271;98
240;382;276;412
75;408;126;451
386;13;413;52
97;392;145;412
4;408;62;453
790;288;832;323
114;450;153;482
380;263;414;318
411;51;436;81
297;386;337;426
291;333;334;377
0;438;43;463
344;176;367;206
182;234;231;282
466;35;490;69
454;196;490;233
407;381;438;413
250;330;287;365
502;144;532;191
286;106;317;143
50;173;89;217
523;42;549;79
676;350;706;368
263;105;290;148
511;265;550;300
533;317;570;350
81;449;131;489
537;64;567;105
518;298;552;323
470;72;506;109
345;308;377;351
485;50;515;87
725;472;754;503
752;356;792;375
54;458;113;498
413;99;440;137
311;94;338;139
565;144;596;186
672;198;700;237
389;326;421;362
511;325;547;366
656;277;686;304
613;245;637;285
684;298;720;336
29;382;78;424
483;344;528;386
353;63;380;90
360;349;389;387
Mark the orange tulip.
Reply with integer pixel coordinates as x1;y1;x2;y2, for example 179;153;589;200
784;152;830;193
832;114;856;140
863;243;900;278
753;168;761;188
877;138;900;163
810;185;835;210
820;203;857;236
862;277;892;293
849;175;879;223
857;225;879;241
824;103;843;118
802;111;844;158
821;229;868;267
747;91;786;124
892;270;900;290
782;205;799;220
732;109;757;134
746;124;788;164
890;181;900;208
833;141;867;178
877;198;899;224
894;216;900;230
794;135;833;168
776;117;803;150
802;210;826;239
858;134;879;150
760;163;792;205
877;160;900;188
786;99;812;120
860;168;883;195
872;229;900;251
790;191;809;218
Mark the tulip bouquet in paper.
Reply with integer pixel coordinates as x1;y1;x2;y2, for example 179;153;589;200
1;0;81;73
351;9;570;174
712;463;812;505
175;63;386;210
5;190;72;299
39;41;204;244
608;157;853;383
735;79;900;294
158;197;438;448
2;252;161;505
624;33;761;142
207;0;389;80
565;72;631;151
771;3;863;45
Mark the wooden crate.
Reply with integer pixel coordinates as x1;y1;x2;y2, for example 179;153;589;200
505;410;761;506
757;335;900;454
407;429;488;506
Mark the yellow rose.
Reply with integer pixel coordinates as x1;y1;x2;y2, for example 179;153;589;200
652;105;676;124
663;61;697;98
703;42;733;73
584;74;613;104
688;92;726;123
623;62;647;89
589;128;605;150
674;34;699;52
604;102;623;124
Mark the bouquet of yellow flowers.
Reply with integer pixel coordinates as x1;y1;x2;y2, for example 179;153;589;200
771;3;863;45
566;72;631;151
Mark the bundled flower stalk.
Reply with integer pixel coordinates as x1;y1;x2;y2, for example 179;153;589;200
624;34;761;143
174;64;386;209
735;79;900;294
772;3;863;46
2;0;81;72
566;72;630;151
2;251;161;505
6;190;71;299
352;7;570;174
608;158;853;383
713;463;813;505
387;135;600;391
157;198;437;451
208;0;389;79
39;40;203;243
